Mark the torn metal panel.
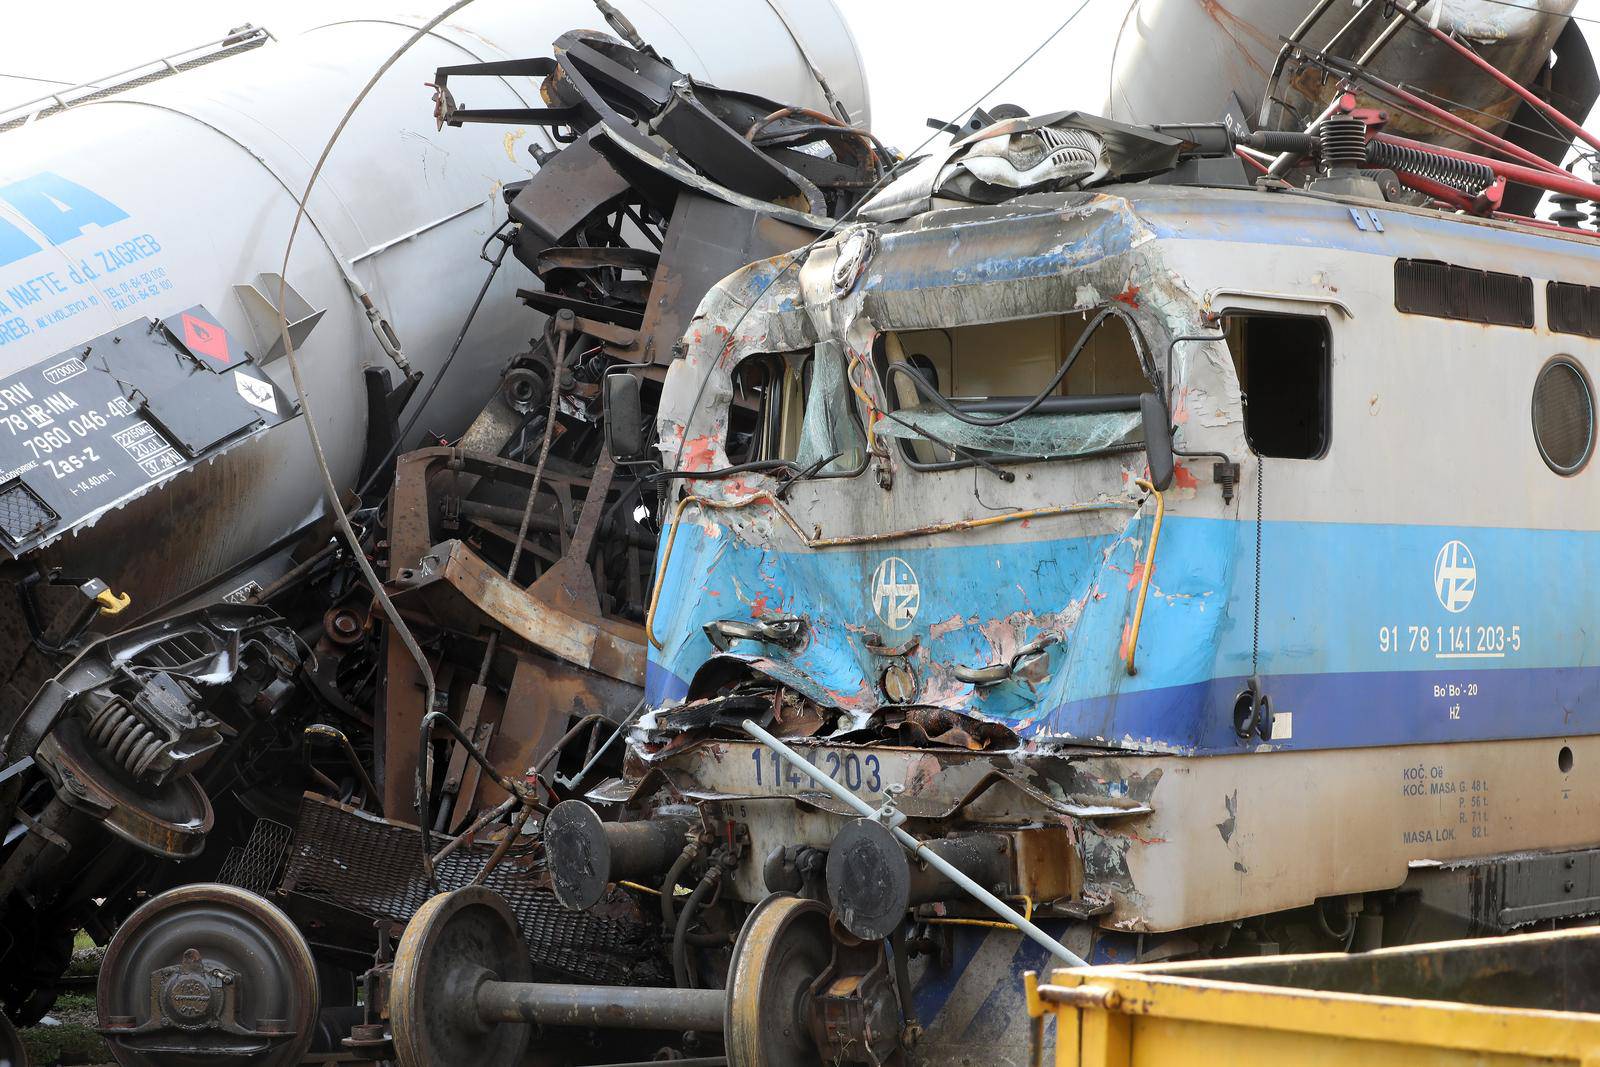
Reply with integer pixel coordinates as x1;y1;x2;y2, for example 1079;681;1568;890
649;186;1234;752
858;114;1186;223
395;538;645;684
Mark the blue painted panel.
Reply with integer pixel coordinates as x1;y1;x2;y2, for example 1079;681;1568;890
650;510;1600;755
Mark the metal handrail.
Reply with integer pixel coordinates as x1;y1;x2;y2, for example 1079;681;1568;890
0;26;271;131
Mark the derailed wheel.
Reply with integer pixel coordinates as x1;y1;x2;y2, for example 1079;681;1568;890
390;887;532;1067
97;883;316;1067
725;895;833;1067
37;721;212;859
0;1008;29;1067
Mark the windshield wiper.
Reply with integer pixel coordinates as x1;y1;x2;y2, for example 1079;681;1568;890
877;409;1016;482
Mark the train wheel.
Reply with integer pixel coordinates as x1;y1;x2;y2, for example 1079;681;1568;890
390;887;532;1067
0;1008;28;1067
97;884;316;1067
725;895;833;1067
37;722;212;859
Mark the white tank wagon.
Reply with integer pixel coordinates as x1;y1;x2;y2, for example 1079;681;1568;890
1107;0;1596;216
0;0;867;698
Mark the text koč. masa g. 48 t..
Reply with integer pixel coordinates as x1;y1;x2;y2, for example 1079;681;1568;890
533;117;1600;1067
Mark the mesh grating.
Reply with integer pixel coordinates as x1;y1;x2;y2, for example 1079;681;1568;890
218;817;292;895
0;481;57;545
1549;282;1600;340
282;795;663;985
1394;259;1533;328
1533;360;1594;475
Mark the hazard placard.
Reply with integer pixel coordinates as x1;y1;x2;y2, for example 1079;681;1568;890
164;306;232;366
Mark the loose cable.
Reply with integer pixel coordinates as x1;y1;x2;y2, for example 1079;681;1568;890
356;220;513;499
273;0;481;830
667;0;1099;476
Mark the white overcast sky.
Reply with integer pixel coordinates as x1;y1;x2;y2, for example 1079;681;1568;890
0;1;1594;155
0;1;1213;142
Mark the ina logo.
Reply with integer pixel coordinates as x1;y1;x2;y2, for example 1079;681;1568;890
871;557;920;631
1433;540;1476;613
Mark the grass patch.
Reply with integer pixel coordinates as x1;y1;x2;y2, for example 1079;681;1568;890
17;934;108;1064
20;1022;108;1066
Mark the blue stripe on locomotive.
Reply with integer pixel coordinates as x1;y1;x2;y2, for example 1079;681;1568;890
647;515;1600;755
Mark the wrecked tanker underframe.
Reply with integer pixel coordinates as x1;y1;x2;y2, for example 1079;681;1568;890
0;24;883;1067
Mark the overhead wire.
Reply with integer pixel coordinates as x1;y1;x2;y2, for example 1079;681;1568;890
1405;83;1574;154
355;219;514;498
273;0;482;829
1469;0;1600;24
667;0;1100;476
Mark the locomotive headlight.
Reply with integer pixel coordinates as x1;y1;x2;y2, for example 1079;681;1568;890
1006;131;1048;170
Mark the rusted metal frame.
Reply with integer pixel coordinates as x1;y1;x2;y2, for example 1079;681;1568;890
380;448;471;819
1124;481;1165;676
523;450;621;621
382;445;644;816
464;515;563;564
379;447;443;819
416;708;543;883
400;447;594;572
466;662;619;817
437;679;489;828
423;540;646;683
447;709;500;834
645;491;1138;649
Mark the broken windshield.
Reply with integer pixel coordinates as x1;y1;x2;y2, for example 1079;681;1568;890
877;307;1150;465
876;408;1140;458
727;342;866;475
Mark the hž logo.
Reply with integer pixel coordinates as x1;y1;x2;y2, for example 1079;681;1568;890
1433;540;1476;613
871;556;919;631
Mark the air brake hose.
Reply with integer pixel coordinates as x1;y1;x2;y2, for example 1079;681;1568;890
660;838;699;934
672;867;722;989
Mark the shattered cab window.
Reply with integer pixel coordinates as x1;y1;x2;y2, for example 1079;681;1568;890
878;309;1148;465
727;344;865;473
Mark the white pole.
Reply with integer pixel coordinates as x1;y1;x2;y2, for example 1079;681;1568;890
741;719;1088;967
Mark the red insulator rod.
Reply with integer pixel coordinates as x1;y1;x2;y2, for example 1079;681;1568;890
1375;132;1600;201
1388;3;1600;156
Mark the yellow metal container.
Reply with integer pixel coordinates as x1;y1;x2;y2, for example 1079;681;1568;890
1026;928;1600;1066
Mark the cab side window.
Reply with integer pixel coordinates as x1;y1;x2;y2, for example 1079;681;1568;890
1225;313;1330;459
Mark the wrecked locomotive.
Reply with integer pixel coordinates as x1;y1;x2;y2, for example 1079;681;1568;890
397;11;1600;1067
